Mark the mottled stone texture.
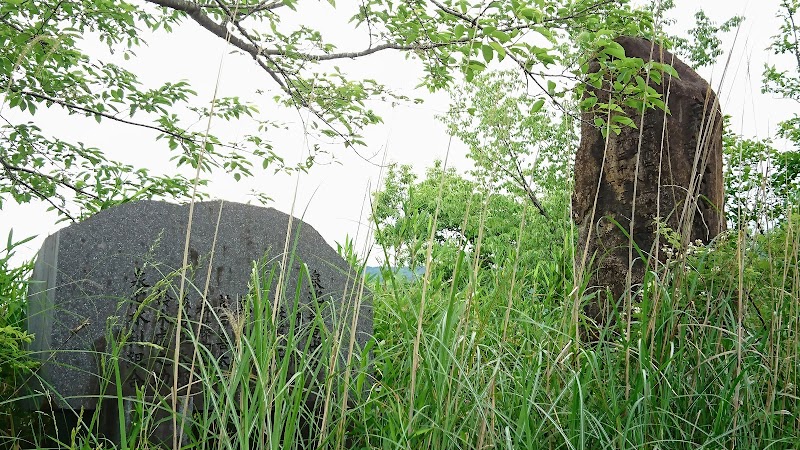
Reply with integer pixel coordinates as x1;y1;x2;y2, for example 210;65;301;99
573;36;725;324
26;200;371;443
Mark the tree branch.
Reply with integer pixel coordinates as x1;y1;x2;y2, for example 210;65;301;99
785;2;800;72
510;146;549;218
146;0;265;58
16;89;192;142
479;140;549;219
428;0;478;27
13;89;252;154
0;158;77;221
194;0;285;17
0;155;99;200
146;0;463;61
147;0;617;67
143;0;613;146
209;0;358;146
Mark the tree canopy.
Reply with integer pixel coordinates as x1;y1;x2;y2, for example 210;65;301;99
1;0;659;220
3;0;796;227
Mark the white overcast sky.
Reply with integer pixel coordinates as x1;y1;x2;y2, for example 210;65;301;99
1;0;794;266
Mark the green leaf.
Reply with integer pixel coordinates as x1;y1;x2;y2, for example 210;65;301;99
651;98;668;113
594;116;606;128
547;80;556;95
530;98;545;114
517;7;540;21
454;24;465;40
602;41;626;59
650;70;662;85
598;102;623;113
662;63;680;79
481;44;493;63
465;67;475;82
624;98;644;111
467;59;486;71
489;41;506;61
580;96;598;110
611;114;637;129
533;26;555;43
490;29;511;43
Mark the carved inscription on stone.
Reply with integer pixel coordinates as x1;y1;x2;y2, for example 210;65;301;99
117;263;329;396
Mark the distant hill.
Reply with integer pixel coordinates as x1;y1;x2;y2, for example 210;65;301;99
365;266;425;281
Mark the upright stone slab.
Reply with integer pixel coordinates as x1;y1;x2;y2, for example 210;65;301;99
573;36;725;326
26;200;372;441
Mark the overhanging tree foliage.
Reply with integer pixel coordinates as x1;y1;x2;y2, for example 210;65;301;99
1;0;659;219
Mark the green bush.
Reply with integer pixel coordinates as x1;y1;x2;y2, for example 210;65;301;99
0;232;39;445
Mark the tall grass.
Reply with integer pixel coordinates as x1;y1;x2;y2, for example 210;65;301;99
363;215;799;449
1;18;799;450
2;202;799;450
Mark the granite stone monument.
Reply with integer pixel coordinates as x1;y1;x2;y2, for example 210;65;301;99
573;36;725;331
26;200;372;443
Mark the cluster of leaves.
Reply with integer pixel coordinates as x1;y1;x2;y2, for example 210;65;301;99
674;212;800;337
371;160;572;294
0;232;38;434
722;0;800;229
1;1;288;219
568;2;748;138
440;70;575;217
0;0;679;222
722;120;795;229
673;10;744;69
358;0;652;87
648;0;744;70
0;325;34;408
758;0;800;214
373;69;579;295
575;32;680;137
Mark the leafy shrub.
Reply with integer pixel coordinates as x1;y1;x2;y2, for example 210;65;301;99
0;232;38;444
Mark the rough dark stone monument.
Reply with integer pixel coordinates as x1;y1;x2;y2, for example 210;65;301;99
26;200;372;444
573;36;725;328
